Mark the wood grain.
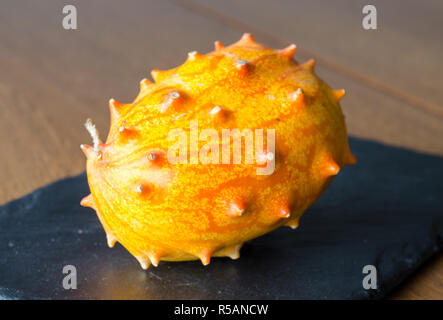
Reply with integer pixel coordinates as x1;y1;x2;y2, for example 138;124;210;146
0;0;441;299
390;254;443;299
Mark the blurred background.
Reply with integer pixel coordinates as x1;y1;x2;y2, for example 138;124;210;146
0;0;442;299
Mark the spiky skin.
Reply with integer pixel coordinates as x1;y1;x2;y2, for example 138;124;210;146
81;34;356;269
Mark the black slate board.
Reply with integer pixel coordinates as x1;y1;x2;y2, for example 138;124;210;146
0;138;442;300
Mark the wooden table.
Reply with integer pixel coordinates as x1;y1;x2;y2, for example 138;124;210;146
1;0;442;299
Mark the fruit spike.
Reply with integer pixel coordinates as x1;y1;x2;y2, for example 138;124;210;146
209;105;222;116
140;78;152;89
222;243;243;260
187;51;202;61
109;98;123;123
288;88;305;105
136;250;162;269
106;233;117;248
238;32;255;44
279;44;297;59
214;41;224;51
235;59;249;73
228;199;246;217
326;160;341;176
278;206;291;218
135;184;144;193
345;152;357;166
148;252;162;267
118;126;139;141
80;144;95;158
285;219;299;230
303;58;316;71
81;33;356;269
198;248;215;266
136;256;151;270
80;194;95;209
333;89;346;101
160;91;182;113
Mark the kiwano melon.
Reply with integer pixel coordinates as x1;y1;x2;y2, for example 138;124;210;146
80;33;356;269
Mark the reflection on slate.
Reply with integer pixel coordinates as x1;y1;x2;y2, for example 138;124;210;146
0;138;442;300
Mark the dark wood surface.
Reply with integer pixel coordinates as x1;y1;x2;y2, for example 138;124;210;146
0;0;442;299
